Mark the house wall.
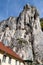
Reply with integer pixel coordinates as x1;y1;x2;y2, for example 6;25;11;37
0;52;24;65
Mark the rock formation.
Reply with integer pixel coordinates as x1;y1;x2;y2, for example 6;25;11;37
0;4;43;64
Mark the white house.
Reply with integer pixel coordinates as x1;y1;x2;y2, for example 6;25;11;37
0;42;25;65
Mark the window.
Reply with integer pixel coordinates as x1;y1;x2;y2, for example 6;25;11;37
8;57;11;64
15;60;17;65
2;54;6;62
0;59;1;65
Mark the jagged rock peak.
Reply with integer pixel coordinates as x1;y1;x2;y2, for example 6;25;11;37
7;16;16;21
0;4;43;64
23;4;31;10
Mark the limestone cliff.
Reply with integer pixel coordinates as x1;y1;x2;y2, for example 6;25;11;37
0;4;43;64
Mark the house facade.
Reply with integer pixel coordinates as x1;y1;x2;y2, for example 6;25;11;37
0;42;24;65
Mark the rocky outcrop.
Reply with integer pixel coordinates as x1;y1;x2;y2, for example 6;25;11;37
0;4;43;64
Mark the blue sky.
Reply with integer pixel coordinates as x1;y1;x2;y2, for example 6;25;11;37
0;0;43;21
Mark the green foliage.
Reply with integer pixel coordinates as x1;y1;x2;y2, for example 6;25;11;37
40;18;43;29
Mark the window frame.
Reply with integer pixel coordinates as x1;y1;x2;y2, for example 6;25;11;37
8;57;11;64
2;53;6;62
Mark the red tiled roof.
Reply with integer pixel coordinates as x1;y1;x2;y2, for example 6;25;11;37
0;42;24;62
